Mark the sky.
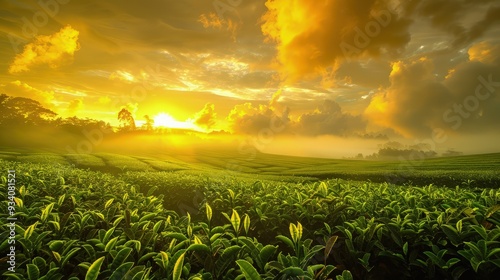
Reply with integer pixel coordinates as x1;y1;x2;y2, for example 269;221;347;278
1;0;500;157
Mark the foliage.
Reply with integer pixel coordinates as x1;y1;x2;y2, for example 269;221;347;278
0;94;57;126
1;159;499;279
118;108;136;131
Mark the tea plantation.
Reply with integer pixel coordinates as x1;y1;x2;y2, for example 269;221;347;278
1;151;499;279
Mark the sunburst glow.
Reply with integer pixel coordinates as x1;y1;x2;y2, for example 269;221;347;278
153;113;196;130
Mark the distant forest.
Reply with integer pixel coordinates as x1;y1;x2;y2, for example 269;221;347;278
0;93;170;151
0;93;144;132
0;93;462;158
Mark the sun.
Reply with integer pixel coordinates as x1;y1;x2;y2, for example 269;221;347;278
153;113;196;130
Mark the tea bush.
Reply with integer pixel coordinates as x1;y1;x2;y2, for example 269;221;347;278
1;159;499;279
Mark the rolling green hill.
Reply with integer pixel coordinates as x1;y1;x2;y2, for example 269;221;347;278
0;148;498;188
1;148;499;279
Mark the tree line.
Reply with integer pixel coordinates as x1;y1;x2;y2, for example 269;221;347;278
0;93;154;133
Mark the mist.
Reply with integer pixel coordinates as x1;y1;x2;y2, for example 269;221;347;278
256;133;500;159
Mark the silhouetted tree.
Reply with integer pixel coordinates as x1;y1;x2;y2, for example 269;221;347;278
56;116;112;134
118;108;136;131
0;93;57;125
143;115;154;131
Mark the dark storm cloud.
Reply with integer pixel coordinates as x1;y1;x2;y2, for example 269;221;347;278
294;100;367;136
365;41;500;137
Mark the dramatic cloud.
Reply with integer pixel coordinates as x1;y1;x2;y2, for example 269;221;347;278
442;43;500;133
260;0;500;86
8;25;80;73
294;100;366;136
227;91;365;137
227;90;290;134
227;103;282;134
269;89;282;109
0;0;499;155
192;103;217;129
365;42;500;137
261;0;412;83
468;41;500;64
66;99;84;116
405;0;500;47
365;58;452;137
198;13;240;40
3;80;55;108
109;70;135;83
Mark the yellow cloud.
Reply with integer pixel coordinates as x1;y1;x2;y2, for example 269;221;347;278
269;89;282;110
192;103;217;129
365;58;451;137
199;13;224;29
365;94;388;115
261;0;411;85
198;13;239;41
389;61;402;77
66;99;84;116
227;90;290;134
468;41;499;63
9;25;80;74
294;100;366;136
110;70;135;83
7;80;55;107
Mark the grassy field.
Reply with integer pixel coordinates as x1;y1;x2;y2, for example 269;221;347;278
0;149;499;187
1;149;499;279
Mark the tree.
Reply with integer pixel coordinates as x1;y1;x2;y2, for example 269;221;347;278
118;108;136;131
0;93;57;125
57;116;113;134
143;115;154;131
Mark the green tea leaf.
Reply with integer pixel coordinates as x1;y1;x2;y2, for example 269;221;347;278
231;209;241;233
85;256;105;280
243;214;250;235
337;270;353;280
27;264;40;280
109;262;134;280
281;266;305;276
172;252;185;280
259;245;277;264
24;222;39;240
102;226;116;244
104;198;114;209
40;203;55;223
236;260;262;280
48;240;64;252
290;223;298;243
206;203;213;222
165;232;188;242
138;252;157;264
105;236;119;252
187;244;211;253
276;235;294;249
61;247;81;267
159;251;169;269
456;220;463;233
441;224;461;246
325;235;338;260
111;247;133;270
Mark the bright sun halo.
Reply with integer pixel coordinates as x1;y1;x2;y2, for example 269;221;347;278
153;113;193;130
